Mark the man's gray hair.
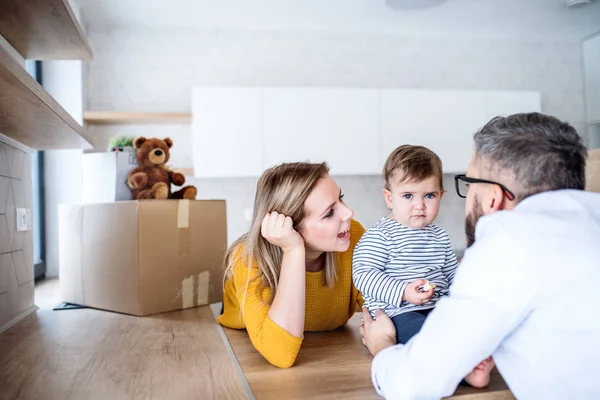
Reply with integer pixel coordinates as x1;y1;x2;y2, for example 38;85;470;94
473;112;587;201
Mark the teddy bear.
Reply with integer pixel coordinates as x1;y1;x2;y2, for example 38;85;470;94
127;136;197;200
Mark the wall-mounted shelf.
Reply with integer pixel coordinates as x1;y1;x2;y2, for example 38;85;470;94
0;0;93;60
0;43;93;150
84;112;192;125
174;168;194;176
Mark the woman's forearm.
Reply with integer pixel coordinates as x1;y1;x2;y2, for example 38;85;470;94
267;247;306;337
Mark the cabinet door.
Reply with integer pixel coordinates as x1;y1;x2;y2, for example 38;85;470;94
380;89;488;174
191;87;262;178
485;90;541;121
262;88;380;175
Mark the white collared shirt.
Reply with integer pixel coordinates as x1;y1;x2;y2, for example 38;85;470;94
371;189;600;400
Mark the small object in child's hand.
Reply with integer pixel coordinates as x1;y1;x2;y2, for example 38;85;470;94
421;281;436;291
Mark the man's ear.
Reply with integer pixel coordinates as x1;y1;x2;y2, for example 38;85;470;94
486;184;505;213
133;136;146;149
382;188;393;210
164;137;173;148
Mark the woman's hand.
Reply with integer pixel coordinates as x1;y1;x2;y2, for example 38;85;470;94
261;211;304;253
262;211;306;338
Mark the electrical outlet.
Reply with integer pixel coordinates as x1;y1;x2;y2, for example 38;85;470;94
16;208;32;232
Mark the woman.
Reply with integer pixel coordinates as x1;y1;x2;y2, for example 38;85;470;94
216;161;365;368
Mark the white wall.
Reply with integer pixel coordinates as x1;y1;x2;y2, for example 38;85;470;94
583;32;600;149
86;29;586;138
590;124;600;149
41;61;85;277
82;28;587;257
42;61;84;125
42;150;83;277
32;0;89;278
583;33;600;125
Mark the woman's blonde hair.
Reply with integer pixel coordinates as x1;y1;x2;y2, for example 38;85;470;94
223;161;337;307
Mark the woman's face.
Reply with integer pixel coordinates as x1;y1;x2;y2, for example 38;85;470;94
299;174;355;256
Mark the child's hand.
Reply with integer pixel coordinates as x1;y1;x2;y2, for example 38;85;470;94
261;211;304;253
403;279;435;305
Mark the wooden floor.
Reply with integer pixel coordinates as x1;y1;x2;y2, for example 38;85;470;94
0;280;249;400
0;279;514;400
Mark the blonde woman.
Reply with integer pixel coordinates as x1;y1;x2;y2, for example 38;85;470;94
216;162;366;368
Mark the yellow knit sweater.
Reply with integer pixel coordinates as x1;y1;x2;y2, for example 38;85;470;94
216;219;365;368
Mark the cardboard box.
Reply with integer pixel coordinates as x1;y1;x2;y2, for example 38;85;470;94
82;151;137;203
587;148;600;193
58;200;227;316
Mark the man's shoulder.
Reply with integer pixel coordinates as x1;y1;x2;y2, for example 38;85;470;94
472;206;557;253
477;189;600;240
517;189;600;212
474;211;526;242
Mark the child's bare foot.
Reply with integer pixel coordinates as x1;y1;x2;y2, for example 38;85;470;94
464;357;494;388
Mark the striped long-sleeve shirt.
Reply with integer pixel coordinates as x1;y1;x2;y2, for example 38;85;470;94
352;217;458;318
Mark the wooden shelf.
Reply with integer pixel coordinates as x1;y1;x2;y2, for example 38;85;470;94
0;43;93;150
84;112;192;125
0;0;93;60
174;168;194;176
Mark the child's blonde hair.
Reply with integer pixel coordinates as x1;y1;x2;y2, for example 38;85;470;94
383;145;444;191
223;162;337;308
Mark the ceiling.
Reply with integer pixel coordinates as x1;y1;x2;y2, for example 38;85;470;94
72;0;600;40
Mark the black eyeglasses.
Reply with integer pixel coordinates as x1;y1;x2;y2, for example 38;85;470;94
454;174;516;201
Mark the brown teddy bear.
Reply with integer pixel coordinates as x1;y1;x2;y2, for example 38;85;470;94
127;136;197;200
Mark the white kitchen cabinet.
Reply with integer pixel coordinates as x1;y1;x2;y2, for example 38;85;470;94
380;89;489;174
261;88;381;175
191;86;542;177
191;87;262;178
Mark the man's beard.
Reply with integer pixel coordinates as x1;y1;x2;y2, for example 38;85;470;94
465;196;484;248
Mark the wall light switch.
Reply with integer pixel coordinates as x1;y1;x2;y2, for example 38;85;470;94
16;208;32;232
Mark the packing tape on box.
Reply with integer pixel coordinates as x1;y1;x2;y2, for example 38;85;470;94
197;271;210;305
177;199;190;228
177;200;191;255
180;271;210;309
181;275;195;309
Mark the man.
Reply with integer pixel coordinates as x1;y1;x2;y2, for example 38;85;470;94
361;112;600;399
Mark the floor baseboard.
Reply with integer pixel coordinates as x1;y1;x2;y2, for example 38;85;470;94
0;306;38;334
